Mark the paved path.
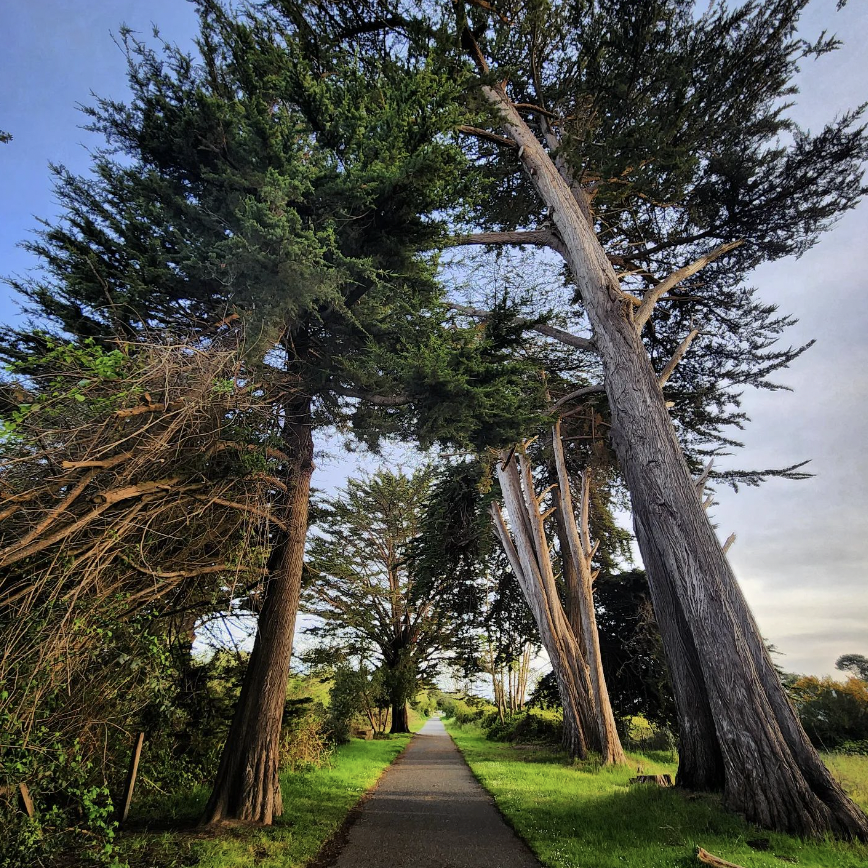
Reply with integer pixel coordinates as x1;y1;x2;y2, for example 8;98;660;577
330;716;542;868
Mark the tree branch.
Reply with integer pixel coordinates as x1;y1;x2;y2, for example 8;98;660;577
448;303;594;352
657;328;700;387
633;241;743;332
447;229;563;255
548;384;606;412
456;125;518;149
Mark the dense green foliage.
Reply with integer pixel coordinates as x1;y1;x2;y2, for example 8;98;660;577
789;676;868;753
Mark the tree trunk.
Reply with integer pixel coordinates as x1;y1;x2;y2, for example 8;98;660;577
551;426;627;765
633;513;724;791
491;455;598;758
390;702;410;733
482;82;868;838
202;396;314;826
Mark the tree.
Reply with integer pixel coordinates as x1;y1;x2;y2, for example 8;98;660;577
491;427;627;764
268;0;868;837
303;469;456;732
0;3;500;823
837;655;868;682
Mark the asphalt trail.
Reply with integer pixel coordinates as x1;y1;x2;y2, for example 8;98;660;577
330;716;541;868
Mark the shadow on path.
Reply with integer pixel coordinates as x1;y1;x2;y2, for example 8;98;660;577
326;716;542;868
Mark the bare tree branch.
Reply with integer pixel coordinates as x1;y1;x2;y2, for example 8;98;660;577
456;125;517;149
634;241;743;332
548;384;606;412
657;328;700;387
447;229;564;256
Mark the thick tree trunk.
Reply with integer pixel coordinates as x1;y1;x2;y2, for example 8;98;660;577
202;397;313;826
390;702;410;733
481;83;868;838
633;513;724;791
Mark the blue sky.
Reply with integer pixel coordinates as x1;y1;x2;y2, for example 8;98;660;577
1;0;866;677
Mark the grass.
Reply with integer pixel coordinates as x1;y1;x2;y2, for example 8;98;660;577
443;720;868;868
119;711;426;868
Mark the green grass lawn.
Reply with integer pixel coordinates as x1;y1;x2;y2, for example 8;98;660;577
444;720;868;868
120;713;426;868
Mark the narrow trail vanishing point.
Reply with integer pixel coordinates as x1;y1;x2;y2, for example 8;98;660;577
328;716;542;868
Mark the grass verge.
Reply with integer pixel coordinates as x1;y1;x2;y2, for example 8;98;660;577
444;720;868;868
120;714;425;868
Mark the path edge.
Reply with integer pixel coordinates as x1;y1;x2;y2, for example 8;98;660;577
305;729;419;868
441;720;544;866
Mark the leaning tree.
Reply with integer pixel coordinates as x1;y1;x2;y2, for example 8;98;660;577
2;2;545;823
264;0;868;837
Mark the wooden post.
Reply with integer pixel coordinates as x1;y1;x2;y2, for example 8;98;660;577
118;732;145;825
18;783;35;818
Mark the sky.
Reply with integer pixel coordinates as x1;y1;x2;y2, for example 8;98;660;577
1;0;866;678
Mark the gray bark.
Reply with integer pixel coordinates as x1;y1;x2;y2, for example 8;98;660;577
480;82;868;838
491;463;594;759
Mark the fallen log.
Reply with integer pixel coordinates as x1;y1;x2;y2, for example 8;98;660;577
695;846;746;868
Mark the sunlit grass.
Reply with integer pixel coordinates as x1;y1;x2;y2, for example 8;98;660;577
120;710;425;868
445;720;868;868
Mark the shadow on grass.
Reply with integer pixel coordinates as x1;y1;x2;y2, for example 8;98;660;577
119;734;415;868
447;722;868;868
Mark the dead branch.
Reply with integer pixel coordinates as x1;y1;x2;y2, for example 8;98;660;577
634;241;743;332
658;328;700;387
447;229;564;256
548;384;606;413
695;847;746;868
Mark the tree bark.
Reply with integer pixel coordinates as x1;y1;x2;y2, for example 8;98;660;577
551;425;627;765
491;454;598;758
202;395;314;826
633;513;724;791
390;702;410;733
480;82;868;838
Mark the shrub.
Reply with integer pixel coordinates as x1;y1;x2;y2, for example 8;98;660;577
619;715;676;754
788;675;868;751
484;709;563;745
280;712;333;771
0;721;120;868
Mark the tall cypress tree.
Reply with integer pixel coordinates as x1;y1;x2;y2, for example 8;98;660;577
265;0;868;838
1;3;540;824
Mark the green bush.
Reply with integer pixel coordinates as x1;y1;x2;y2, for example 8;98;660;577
619;715;676;754
0;720;120;868
280;708;333;771
483;709;563;745
436;692;496;725
788;676;868;751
